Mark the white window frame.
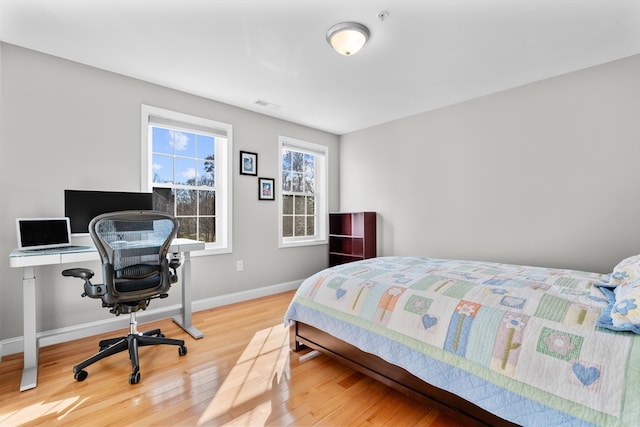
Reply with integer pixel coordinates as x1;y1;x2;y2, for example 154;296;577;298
278;135;328;248
141;104;233;254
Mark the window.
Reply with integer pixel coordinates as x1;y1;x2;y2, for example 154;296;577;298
279;136;328;247
141;105;232;253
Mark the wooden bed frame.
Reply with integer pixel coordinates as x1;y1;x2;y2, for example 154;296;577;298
290;321;518;427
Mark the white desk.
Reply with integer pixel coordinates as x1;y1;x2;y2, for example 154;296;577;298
9;238;205;391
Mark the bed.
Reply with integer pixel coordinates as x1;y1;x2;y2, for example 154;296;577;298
285;256;640;426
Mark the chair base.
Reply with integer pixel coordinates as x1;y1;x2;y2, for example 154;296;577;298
73;328;187;384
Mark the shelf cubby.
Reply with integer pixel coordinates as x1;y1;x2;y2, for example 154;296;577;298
328;212;376;267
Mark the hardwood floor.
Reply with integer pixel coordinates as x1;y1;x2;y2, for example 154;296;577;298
0;291;465;426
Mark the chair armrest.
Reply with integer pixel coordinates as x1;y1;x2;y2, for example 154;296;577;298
169;253;181;271
62;268;95;280
62;268;105;298
169;254;181;283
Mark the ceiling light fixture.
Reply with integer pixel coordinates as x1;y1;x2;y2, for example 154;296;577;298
326;22;370;56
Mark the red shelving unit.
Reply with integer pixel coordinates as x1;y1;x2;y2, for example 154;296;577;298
328;212;376;266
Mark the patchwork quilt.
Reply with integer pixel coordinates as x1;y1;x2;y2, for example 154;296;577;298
284;256;640;426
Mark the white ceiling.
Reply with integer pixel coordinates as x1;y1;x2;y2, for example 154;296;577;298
1;0;639;135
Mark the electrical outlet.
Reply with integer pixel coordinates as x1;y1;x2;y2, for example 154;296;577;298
236;260;244;272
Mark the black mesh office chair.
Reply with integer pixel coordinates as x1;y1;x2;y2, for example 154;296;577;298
62;210;187;384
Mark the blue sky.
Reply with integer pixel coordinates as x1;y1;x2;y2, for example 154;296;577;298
152;127;215;186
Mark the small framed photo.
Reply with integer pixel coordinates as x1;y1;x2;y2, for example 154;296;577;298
240;151;258;176
258;177;275;200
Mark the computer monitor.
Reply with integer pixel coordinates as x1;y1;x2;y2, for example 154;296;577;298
64;190;154;234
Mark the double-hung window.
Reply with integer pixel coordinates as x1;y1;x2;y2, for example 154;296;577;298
141;105;232;253
279;136;328;247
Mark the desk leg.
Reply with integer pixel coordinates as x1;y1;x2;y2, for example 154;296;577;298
172;251;203;339
21;266;38;391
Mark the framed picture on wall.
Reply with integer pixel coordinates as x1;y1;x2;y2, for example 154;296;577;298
240;151;258;176
258;177;275;200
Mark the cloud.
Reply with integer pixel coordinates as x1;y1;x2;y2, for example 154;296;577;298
170;131;189;151
182;168;196;180
153;163;162;171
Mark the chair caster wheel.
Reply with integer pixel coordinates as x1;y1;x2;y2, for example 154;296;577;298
75;370;88;382
179;345;188;356
129;371;140;384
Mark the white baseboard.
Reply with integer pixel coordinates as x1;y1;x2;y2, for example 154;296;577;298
0;280;301;357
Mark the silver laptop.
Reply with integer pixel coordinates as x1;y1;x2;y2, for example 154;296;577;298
16;217;87;252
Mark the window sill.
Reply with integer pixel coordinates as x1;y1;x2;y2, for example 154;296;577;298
279;238;328;249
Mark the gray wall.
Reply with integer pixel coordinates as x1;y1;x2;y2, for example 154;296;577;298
340;54;640;273
2;42;638;344
0;41;3;353
0;43;339;341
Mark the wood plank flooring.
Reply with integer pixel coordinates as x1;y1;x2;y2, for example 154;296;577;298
0;291;466;426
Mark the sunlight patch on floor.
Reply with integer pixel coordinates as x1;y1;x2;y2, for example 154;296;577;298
0;396;86;426
197;324;290;425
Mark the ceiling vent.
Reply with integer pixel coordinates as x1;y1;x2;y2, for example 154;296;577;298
254;99;281;110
